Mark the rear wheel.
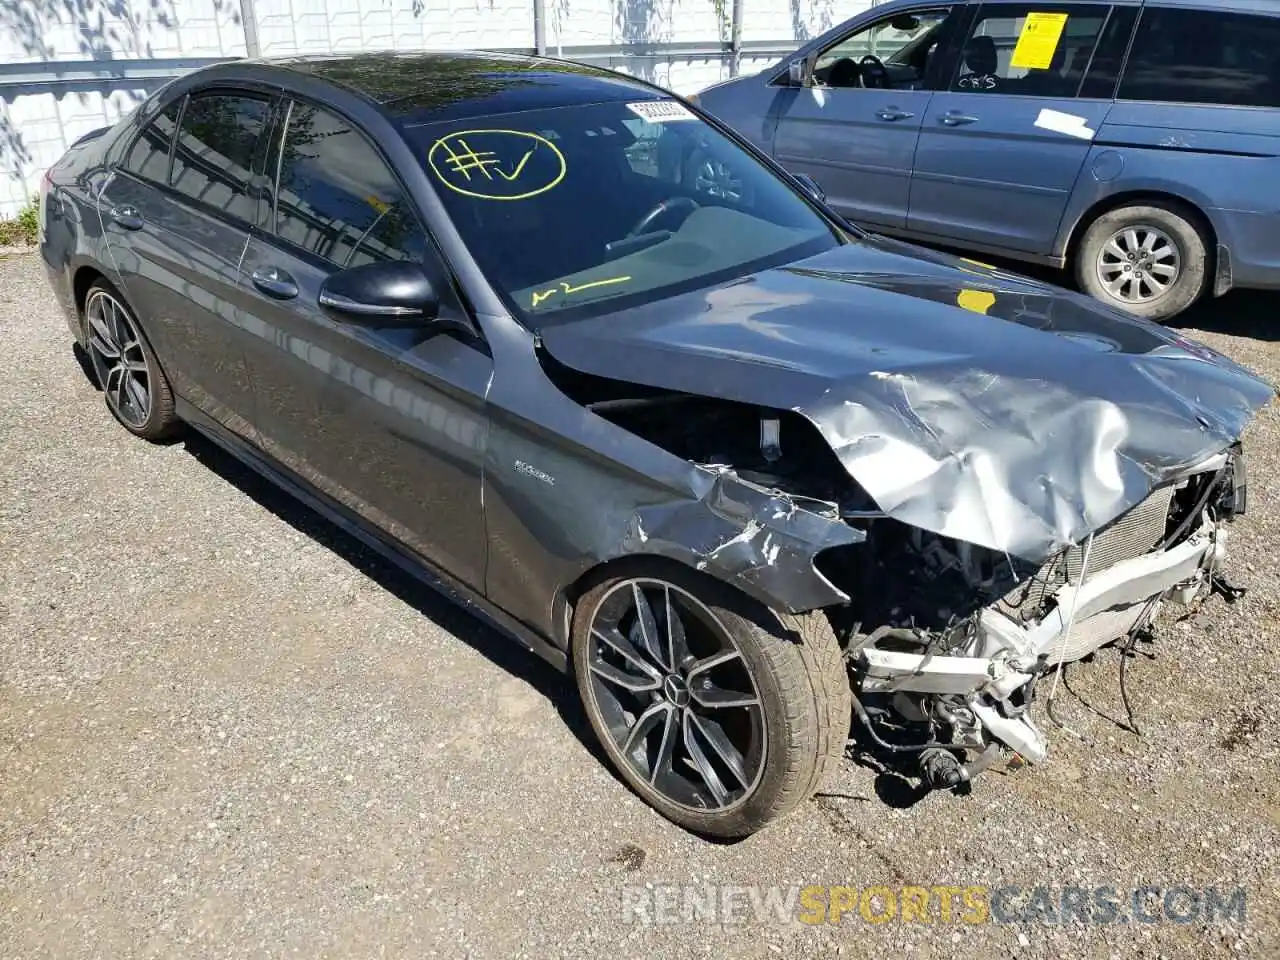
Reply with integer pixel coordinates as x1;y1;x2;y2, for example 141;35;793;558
83;282;180;441
571;562;850;838
1074;202;1209;322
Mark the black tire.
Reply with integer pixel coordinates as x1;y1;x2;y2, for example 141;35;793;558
82;280;181;442
571;562;850;838
1074;202;1210;322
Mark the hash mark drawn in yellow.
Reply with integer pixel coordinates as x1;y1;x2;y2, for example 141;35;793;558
531;276;633;308
439;137;535;182
427;129;567;201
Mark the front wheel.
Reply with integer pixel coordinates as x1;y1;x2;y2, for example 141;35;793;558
571;563;850;838
1074;202;1209;322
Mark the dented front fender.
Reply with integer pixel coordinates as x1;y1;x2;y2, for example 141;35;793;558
479;312;865;645
621;466;863;614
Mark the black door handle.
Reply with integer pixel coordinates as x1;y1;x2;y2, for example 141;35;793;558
876;107;915;122
110;205;143;230
251;266;298;300
940;111;979;126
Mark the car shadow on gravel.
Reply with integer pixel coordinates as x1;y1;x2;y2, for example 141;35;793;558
1170;289;1279;341
179;431;609;768
176;433;902;837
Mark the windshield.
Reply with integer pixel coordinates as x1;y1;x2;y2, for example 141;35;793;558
405;98;841;326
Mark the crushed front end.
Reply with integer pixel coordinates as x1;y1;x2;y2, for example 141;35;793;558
822;448;1249;788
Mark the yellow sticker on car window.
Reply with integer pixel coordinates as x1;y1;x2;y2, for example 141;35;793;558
1009;12;1069;70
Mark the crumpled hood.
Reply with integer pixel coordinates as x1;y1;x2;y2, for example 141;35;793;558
539;237;1276;563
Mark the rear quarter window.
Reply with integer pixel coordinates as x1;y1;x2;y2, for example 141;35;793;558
122;99;183;183
1119;7;1280;108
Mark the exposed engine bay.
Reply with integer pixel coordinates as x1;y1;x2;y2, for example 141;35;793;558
556;357;1253;791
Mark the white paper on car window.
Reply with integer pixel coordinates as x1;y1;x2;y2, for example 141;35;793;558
1034;107;1097;141
626;101;696;123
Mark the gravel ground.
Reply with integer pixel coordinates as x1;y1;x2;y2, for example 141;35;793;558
2;249;1278;959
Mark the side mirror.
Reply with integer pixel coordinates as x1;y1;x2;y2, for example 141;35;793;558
890;14;922;31
794;173;826;204
318;260;439;325
787;58;811;87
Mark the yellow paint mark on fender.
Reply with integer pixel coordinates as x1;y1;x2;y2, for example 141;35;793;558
1010;12;1069;71
961;257;996;270
531;276;632;309
428;129;567;201
957;288;997;315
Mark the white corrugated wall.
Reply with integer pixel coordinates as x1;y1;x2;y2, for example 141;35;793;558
0;0;872;217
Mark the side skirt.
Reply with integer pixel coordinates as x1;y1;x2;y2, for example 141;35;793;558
175;398;569;673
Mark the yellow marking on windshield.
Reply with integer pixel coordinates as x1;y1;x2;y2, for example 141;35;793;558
427;130;566;201
440;138;500;181
531;276;633;309
439;138;534;183
494;149;535;181
957;288;997;315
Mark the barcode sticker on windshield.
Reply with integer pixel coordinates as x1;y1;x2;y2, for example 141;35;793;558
627;100;696;123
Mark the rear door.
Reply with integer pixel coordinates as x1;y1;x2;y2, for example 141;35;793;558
907;1;1135;255
99;88;276;437
1086;1;1280;290
770;5;961;229
236;98;491;590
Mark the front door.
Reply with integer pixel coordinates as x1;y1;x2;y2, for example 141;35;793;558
236;98;491;589
770;6;959;229
908;2;1133;256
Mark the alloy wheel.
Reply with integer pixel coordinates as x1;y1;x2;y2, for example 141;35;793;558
85;290;152;429
584;579;766;811
1095;225;1181;305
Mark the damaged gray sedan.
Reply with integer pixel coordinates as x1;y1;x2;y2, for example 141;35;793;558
41;52;1274;838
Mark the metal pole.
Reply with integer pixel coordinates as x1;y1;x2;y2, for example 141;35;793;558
534;0;547;56
239;0;262;58
729;0;743;77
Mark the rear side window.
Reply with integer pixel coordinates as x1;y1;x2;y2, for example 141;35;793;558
1120;7;1280;108
1077;6;1138;100
169;92;271;224
122;98;183;183
950;3;1109;97
272;102;427;268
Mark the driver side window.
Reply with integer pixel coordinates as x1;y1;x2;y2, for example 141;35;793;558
814;8;952;89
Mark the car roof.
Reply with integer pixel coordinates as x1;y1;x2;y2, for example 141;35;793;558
248;51;664;126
